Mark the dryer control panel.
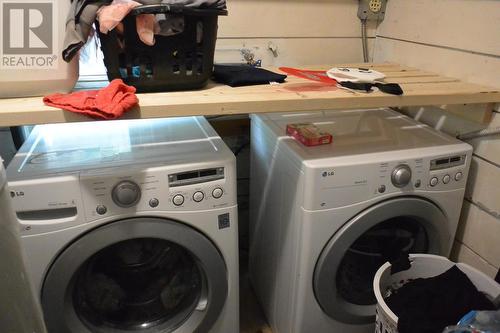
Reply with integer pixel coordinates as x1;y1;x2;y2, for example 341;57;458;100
80;164;236;221
304;149;472;210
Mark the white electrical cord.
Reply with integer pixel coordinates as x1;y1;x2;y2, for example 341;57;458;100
361;19;369;62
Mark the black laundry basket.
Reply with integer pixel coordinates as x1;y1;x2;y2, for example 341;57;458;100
97;4;227;93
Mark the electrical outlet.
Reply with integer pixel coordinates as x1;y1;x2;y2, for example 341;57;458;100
358;0;387;21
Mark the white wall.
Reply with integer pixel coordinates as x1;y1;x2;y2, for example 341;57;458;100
215;0;376;66
374;0;500;278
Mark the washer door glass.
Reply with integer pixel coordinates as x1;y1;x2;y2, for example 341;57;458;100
42;218;228;333
73;238;202;331
313;197;450;325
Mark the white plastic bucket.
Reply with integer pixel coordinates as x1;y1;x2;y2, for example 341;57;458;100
0;0;78;98
373;254;500;333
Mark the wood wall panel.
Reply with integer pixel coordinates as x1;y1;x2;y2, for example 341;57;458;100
455;201;500;269
451;241;499;279
378;0;500;56
215;38;374;67
219;0;377;38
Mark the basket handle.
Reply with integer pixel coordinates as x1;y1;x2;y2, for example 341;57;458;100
130;4;228;16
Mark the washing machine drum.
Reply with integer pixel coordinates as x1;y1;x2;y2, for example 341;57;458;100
313;197;450;325
41;217;228;333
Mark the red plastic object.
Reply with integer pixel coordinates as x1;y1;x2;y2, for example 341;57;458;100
286;123;333;146
279;67;337;84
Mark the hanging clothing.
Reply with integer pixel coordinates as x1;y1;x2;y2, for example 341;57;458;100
63;0;112;62
97;0;142;34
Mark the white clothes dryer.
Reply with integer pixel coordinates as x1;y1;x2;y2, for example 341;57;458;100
249;108;472;333
7;117;238;333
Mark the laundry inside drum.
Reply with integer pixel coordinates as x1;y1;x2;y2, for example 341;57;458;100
72;238;203;331
336;217;429;305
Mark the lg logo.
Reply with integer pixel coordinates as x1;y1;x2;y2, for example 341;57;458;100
3;2;53;54
10;191;24;198
1;1;57;69
322;171;335;177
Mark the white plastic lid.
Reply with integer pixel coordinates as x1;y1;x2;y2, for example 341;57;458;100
327;67;386;83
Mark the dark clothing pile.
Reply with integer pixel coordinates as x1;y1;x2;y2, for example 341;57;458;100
386;265;498;333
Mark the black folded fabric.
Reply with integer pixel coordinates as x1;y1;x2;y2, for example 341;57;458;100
213;65;287;87
386;265;497;333
339;81;404;95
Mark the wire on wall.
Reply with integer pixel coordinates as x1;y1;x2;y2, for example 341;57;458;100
361;19;369;62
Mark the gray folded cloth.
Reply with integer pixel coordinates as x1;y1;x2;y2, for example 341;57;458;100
63;0;226;62
63;0;111;62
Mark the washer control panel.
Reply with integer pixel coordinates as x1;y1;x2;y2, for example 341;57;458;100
309;149;471;210
81;165;234;221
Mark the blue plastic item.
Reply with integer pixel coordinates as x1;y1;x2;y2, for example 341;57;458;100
443;310;500;333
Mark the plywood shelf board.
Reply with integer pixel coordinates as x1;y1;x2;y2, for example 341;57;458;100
0;63;498;127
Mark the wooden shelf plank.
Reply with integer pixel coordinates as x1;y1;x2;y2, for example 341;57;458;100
0;63;498;127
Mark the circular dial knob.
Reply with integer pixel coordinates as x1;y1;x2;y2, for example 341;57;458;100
212;188;223;199
112;181;141;207
173;194;185;206
430;177;439;187
193;191;204;203
391;164;412;188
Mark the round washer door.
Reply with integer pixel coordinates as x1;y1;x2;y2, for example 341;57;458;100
313;197;450;325
42;217;228;333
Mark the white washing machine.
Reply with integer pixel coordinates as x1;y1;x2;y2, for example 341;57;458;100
7;117;239;333
1;158;46;333
249;108;473;333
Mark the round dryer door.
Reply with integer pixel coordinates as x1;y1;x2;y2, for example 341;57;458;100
41;217;228;333
313;197;450;325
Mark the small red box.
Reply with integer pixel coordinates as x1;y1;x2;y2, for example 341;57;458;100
286;123;333;146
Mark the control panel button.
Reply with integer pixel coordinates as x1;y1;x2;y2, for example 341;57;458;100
443;174;450;184
455;172;463;181
378;185;386;193
193;191;204;203
149;198;159;208
173;194;185;206
212;188;223;199
415;179;421;188
96;205;107;215
430;177;439;187
112;181;141;208
391;164;412;188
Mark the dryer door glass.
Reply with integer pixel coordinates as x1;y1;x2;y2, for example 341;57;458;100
336;217;428;306
42;218;228;333
313;197;449;325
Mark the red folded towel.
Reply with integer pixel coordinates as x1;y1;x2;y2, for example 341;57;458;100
43;79;139;120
